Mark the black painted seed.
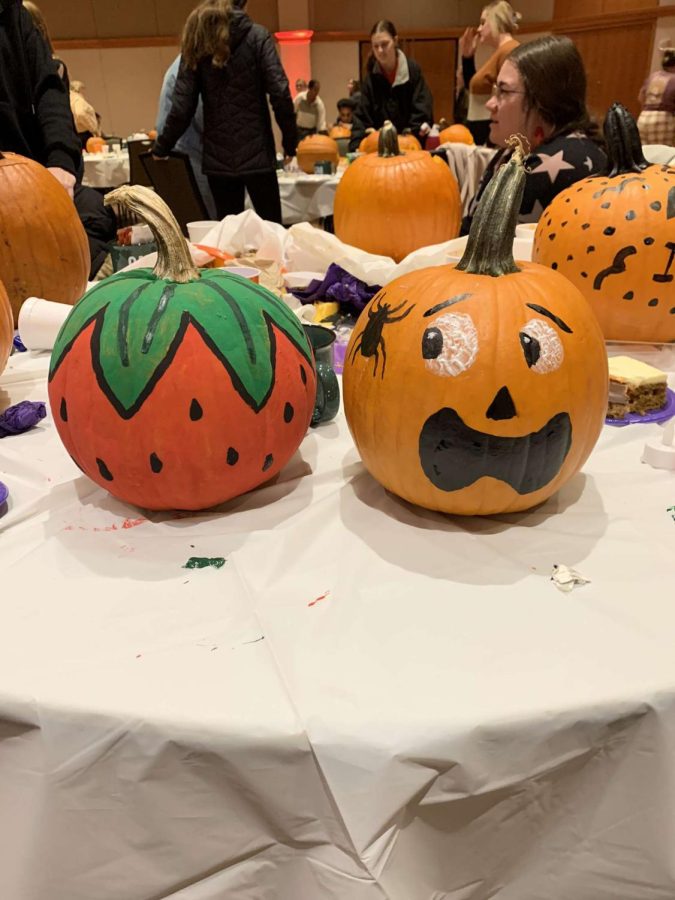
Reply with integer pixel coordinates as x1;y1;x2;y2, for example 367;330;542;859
581;272;588;278
189;399;203;421
644;237;655;245
150;452;163;473
574;208;579;215
623;291;634;300
670;308;675;315
648;298;659;307
625;210;636;221
548;233;556;240
551;262;558;270
59;397;68;422
262;453;274;472
561;221;568;227
582;223;590;230
227;447;239;466
300;364;307;385
601;202;611;209
565;198;571;203
650;201;662;211
283;402;294;423
567;254;574;261
96;458;113;481
587;245;595;253
603;227;616;236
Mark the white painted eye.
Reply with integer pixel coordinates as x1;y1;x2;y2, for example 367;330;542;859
519;318;564;374
422;312;478;376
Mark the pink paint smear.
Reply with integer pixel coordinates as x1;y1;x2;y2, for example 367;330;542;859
63;517;147;533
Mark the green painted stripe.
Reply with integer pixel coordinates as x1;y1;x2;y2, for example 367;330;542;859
203;280;257;364
141;284;176;355
117;282;151;367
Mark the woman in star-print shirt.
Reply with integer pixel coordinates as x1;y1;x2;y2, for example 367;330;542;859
460;36;606;235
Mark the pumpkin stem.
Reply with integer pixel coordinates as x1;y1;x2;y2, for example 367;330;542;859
104;184;200;283
604;102;649;177
378;121;403;158
455;137;526;277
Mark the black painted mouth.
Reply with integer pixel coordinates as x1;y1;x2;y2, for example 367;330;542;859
419;408;573;495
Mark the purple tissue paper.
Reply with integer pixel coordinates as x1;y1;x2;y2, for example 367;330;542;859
0;401;47;437
290;263;381;316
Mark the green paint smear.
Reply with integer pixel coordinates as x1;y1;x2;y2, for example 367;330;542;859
183;556;226;570
50;268;313;414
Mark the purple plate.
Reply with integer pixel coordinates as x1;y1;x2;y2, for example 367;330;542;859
0;481;8;507
606;388;675;427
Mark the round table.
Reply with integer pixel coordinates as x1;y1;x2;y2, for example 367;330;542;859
82;150;130;189
1;344;675;899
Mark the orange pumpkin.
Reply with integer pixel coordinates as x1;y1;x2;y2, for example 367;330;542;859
296;134;340;174
439;123;474;145
329;125;351;140
86;136;105;153
147;129;158;140
0;152;90;325
0;280;12;377
533;103;675;343
343;142;608;516
359;129;422;154
334;121;461;263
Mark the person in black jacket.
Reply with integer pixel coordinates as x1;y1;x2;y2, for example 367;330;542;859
349;19;433;152
154;0;296;225
1;0;116;277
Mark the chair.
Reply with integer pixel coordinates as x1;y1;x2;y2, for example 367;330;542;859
127;139;154;188
140;150;209;235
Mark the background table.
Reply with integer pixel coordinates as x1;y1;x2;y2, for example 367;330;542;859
1;347;675;899
82;150;130;189
275;170;342;225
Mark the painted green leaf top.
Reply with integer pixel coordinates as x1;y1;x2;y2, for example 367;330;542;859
49;268;313;417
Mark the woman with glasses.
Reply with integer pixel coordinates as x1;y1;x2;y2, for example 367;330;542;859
459;1;521;145
460;35;606;235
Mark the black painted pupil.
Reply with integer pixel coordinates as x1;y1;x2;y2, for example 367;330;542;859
519;332;541;368
422;327;443;359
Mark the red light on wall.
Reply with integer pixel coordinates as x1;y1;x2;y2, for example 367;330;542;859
275;30;314;43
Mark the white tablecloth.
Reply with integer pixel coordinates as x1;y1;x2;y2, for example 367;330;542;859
1;348;675;899
276;171;342;225
82;150;130;189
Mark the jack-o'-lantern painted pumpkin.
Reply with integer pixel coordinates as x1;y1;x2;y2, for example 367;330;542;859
359;129;422;154
439;124;474;145
0;152;89;325
48;186;317;511
334;122;461;263
533;103;675;343
343;141;608;516
296;134;340;174
0;281;12;376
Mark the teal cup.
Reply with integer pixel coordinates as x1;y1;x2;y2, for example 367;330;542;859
303;324;340;426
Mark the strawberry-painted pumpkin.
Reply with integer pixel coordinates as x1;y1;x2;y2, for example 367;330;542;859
0;280;12;376
334;121;461;263
439;124;474;145
533;103;675;343
0;152;89;325
359;130;422;154
48;186;317;511
296;134;340;174
343;141;608;516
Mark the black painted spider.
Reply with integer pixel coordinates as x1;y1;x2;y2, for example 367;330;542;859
349;293;415;378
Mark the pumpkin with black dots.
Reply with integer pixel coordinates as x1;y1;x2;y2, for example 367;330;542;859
533;103;675;343
343;140;608;516
48;186;316;511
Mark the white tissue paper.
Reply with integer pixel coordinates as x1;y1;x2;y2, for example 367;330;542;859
551;564;591;593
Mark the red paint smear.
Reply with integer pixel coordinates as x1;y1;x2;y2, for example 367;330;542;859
122;517;147;529
308;590;330;608
62;518;146;533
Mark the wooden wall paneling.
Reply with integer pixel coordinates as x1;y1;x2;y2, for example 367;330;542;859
405;39;456;123
555;22;654;120
91;0;159;38
35;0;98;40
154;0;199;38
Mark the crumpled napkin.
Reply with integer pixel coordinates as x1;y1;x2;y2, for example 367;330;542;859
289;263;381;316
0;401;46;437
550;564;591;593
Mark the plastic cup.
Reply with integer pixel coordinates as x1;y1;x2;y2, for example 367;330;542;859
187;221;220;244
515;222;538;239
18;297;72;351
223;266;260;284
